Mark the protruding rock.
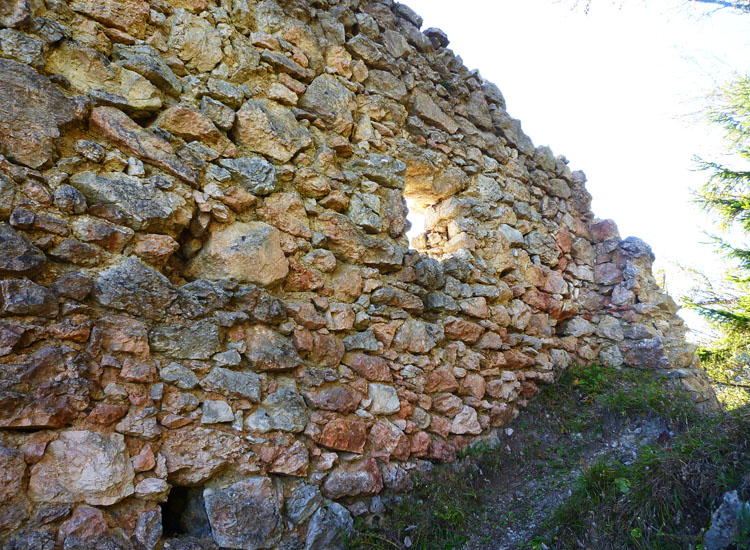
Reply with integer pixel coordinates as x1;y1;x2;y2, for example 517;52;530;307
186;222;289;286
70;172;192;232
89;107;198;185
28;431;134;506
0;59;78;168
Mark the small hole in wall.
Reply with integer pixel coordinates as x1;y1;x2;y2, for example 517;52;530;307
160;486;211;538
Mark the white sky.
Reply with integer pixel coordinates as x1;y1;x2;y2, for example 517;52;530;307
402;0;750;337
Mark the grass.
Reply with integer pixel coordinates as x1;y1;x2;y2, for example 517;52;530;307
346;364;750;550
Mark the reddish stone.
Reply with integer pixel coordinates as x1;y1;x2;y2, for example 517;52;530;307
424;367;459;393
443;316;485;343
293;327;314;353
310;333;345;367
222;186;257;213
304;386;360;414
428;439;456;462
460;374;486;399
490;403;514;427
88;403;129;425
96;316;150;357
160;414;193;429
285;259;324;292
409;431;430;457
132;234;180;266
504;350;536;369
589;219;620;243
157;104;236;156
269;440;309;477
342;352;392;382
428;415;451;438
59;505;109;548
132;444;155;472
259;192;311;238
286;300;326;330
369;420;410;461
316;417;368;453
120;358;157;383
476;331;504;350
522;288;550;310
521;382;541;399
556;227;573;253
73;217;134;252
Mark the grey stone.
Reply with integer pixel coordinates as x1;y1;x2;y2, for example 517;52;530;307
92;258;178;320
704;490;749;550
524;230;559;266
200;367;261;403
234;99;312;163
149;321;221;360
53;185;87;214
245;326;302;371
414;257;444;290
167;9;223;73
345;154;407;189
621;337;670;369
159;363;199;389
0;0;29;28
201;400;234;424
177;279;231;319
70;172;192;233
218;157;277;196
201;96;235;131
343;330;379;352
286;484;322;525
298;74;355;135
0;279;58;318
0;28;43;67
304;502;353;550
0;174;14;219
112;44;182;97
204;477;281;550
365;69;408;101
0;224;46;276
410;89;457;134
0;59;78;168
560;316;595;337
134;509;162;550
348;193;382;234
596;316;624;341
245;386;308;433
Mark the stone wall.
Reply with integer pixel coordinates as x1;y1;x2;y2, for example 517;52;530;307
0;0;717;548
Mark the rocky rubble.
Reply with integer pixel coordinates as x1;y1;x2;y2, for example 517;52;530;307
0;0;717;548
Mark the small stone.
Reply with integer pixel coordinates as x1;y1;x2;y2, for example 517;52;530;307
0;278;58;318
201;400;234;424
0;223;46;276
234;99;312;163
368;383;400;415
201;96;235;130
200;367;261;402
322;458;383;499
218;156;277;196
159;363;199;389
149;320;221;360
245;386;308;433
157;103;235;156
316;418;368;453
53;185;87;214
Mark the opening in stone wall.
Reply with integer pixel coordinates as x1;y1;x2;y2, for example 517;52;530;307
160;486;211;538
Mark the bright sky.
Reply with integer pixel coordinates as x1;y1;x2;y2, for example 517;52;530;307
402;0;750;338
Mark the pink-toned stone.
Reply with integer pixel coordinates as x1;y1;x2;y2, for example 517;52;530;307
157;104;236;156
132;234;180;266
70;0;150;38
425;367;459;393
369;420;410;461
589;219;620;243
504;350;536;369
342;352;392;382
259;192;311;238
443;316;485;343
459;297;490;319
431;394;463;417
428;438;456;462
316;417;368;453
285;259;324;292
409;431;431;457
321;458;383;499
451;405;482;435
269;440;309;477
304;386;360;414
460;374;486;399
88;403;129;425
132;444;156;472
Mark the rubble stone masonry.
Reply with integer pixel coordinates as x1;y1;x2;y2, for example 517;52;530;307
0;0;718;548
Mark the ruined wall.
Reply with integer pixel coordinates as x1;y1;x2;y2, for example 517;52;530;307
0;0;717;548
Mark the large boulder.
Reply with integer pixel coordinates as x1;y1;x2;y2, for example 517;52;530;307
28;431;134;506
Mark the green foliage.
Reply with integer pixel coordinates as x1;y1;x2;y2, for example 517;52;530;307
542;408;750;549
